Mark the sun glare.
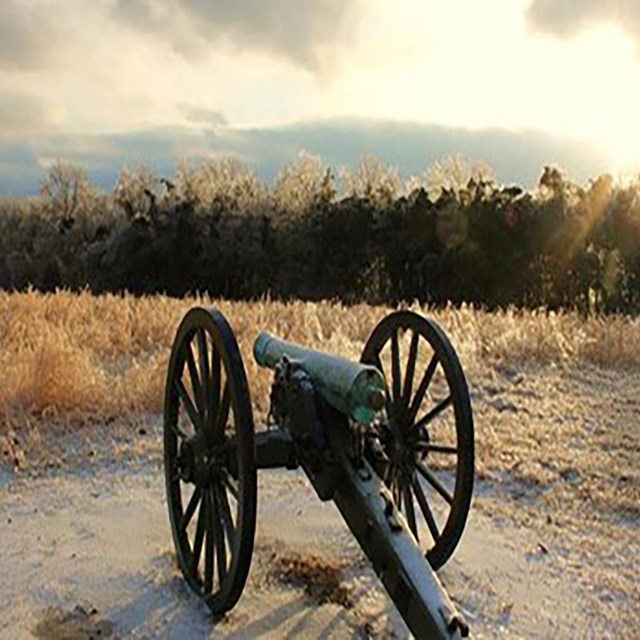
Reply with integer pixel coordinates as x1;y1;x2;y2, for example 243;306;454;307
327;4;640;176
597;110;640;176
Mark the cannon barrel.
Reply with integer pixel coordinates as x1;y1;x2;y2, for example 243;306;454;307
254;332;386;424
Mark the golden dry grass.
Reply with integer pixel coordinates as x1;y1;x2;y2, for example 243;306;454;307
0;289;638;494
0;289;638;421
1;289;638;508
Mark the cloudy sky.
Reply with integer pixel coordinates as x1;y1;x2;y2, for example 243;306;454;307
2;0;640;194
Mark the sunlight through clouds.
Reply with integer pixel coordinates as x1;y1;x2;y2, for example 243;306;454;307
327;0;640;172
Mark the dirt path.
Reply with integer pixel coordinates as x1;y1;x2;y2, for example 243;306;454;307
0;459;615;639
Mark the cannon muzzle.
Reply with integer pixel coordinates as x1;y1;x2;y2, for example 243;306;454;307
254;332;386;424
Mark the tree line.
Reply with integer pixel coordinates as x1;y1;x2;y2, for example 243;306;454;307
1;155;639;314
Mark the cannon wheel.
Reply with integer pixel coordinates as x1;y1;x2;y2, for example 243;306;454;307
164;307;257;614
361;310;474;570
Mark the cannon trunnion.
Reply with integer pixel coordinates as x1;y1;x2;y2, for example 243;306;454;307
163;308;474;639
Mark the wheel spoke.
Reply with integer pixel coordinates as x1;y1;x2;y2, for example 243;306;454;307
391;329;402;405
415;395;453;431
412;475;440;542
185;343;203;417
214;382;231;439
416;461;454;505
402;331;420;407
211;487;228;585
197;329;211;425
176;379;203;432
169;461;182;483
416;442;458;455
210;348;221;430
222;470;239;501
170;420;190;441
215;480;236;547
204;490;215;594
181;487;202;532
408;354;438;424
403;478;418;540
191;495;207;576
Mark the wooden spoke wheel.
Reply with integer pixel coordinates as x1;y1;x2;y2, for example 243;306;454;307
164;307;256;614
361;310;474;570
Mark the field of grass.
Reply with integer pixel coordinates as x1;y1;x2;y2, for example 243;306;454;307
1;288;638;511
1;289;638;418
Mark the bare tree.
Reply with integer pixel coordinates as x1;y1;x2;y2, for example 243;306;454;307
408;154;496;198
342;155;402;204
40;160;95;219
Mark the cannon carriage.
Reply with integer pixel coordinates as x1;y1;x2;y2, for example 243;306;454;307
163;308;474;639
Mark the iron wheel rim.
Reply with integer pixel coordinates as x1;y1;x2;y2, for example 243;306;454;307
164;307;256;613
361;310;474;570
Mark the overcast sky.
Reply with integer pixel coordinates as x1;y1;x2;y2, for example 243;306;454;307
2;0;640;194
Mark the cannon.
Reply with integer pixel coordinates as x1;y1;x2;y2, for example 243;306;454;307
163;308;474;638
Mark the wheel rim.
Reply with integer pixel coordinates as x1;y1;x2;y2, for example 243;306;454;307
164;307;256;613
361;310;474;570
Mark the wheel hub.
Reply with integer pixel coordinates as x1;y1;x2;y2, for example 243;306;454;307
387;416;426;471
179;433;215;487
391;438;418;477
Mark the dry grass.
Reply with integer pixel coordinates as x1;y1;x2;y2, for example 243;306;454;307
0;289;638;421
1;288;638;508
0;289;638;511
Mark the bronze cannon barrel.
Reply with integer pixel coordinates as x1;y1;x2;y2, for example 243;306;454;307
253;332;386;424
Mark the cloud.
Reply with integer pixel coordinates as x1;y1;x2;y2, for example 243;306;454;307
225;119;610;186
0;1;64;70
0;119;611;195
526;0;640;52
111;0;360;72
0;93;58;137
181;105;228;127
